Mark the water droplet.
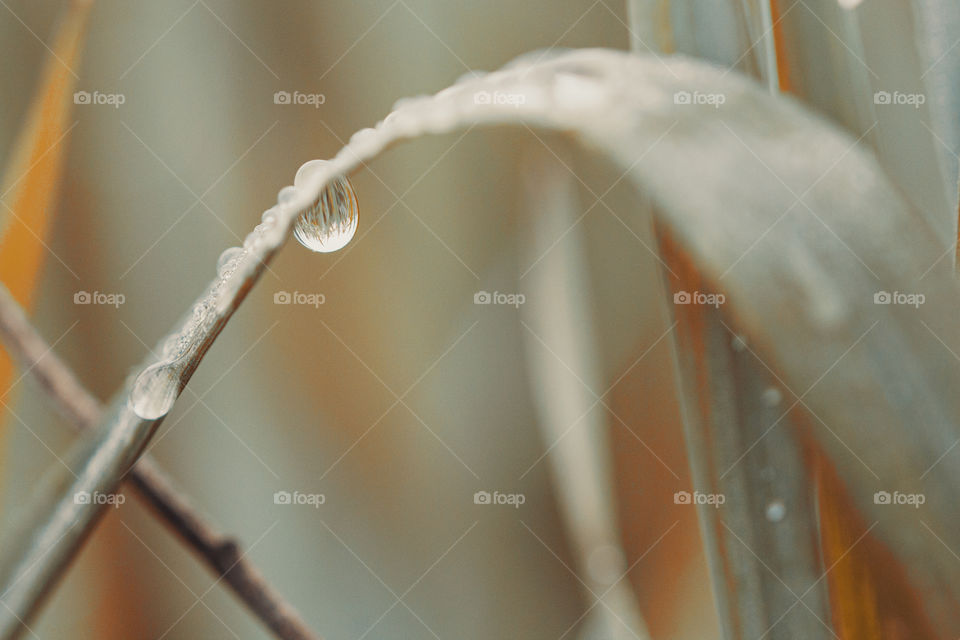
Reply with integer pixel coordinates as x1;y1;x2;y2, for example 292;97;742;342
554;72;605;110
392;96;424;112
349;128;379;155
349;127;377;146
160;334;180;358
243;232;261;251
291;160;359;253
130;361;180;420
382;110;417;135
765;499;786;522
731;335;748;352
762;387;782;407
216;247;244;275
278;185;299;205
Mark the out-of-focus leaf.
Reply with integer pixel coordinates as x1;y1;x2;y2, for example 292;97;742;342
519;143;649;640
0;0;91;297
0;0;93;496
816;451;938;639
773;0;957;243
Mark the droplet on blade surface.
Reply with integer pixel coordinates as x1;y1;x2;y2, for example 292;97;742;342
765;499;786;522
130;360;180;420
292;159;359;253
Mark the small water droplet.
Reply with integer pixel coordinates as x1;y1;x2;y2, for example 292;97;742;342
731;335;748;352
765;499;786;522
278;185;299;204
216;247;244;275
291;160;359;253
382;110;417;134
160;334;180;358
349;128;379;154
762;387;782;407
554;72;605;109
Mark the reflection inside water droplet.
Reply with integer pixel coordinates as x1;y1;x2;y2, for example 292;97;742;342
292;160;359;253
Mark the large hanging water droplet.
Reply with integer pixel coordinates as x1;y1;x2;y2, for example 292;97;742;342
130;360;180;420
292;159;359;253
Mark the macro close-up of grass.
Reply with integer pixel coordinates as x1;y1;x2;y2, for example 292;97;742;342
0;1;959;639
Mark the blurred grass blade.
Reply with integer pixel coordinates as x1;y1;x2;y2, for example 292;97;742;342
0;398;159;640
632;4;832;635
629;0;778;88
658;228;832;638
520;142;650;640
815;453;938;639
0;0;91;302
772;0;956;243
0;0;93;503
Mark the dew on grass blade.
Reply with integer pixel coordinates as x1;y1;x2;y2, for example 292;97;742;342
291;159;359;253
130;360;179;420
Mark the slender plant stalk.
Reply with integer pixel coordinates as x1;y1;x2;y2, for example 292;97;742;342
0;283;319;640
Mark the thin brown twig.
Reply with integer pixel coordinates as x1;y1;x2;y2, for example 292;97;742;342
0;282;320;640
